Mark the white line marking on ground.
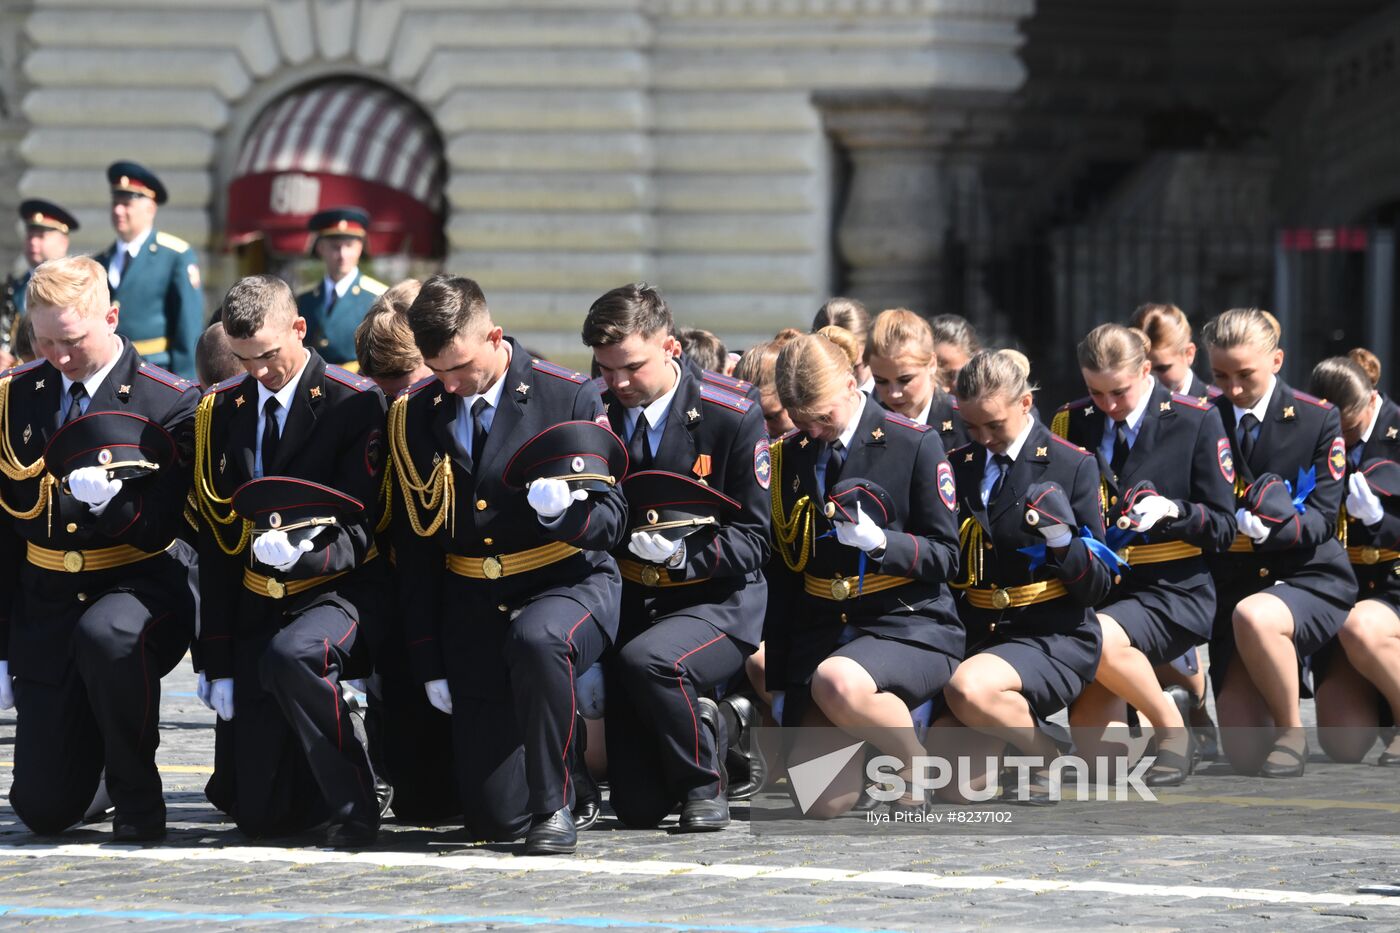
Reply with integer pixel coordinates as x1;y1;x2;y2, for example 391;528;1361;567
0;843;1395;908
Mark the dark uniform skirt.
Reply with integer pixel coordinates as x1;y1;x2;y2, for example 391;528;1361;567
1101;560;1215;666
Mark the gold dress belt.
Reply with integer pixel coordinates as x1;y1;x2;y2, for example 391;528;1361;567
446;540;580;580
1115;540;1203;565
802;572;911;601
243;544;379;600
963;578;1068;610
1347;545;1400;566
618;558;708;588
27;540;170;573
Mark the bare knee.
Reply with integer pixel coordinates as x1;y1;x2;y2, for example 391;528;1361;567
810;660;871;716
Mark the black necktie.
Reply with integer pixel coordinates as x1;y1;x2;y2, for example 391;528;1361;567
826;440;847;489
470;397;490;467
1111;420;1130;474
261;396;281;475
628;411;651;471
62;383;86;425
1238;412;1259;466
989;453;1013;503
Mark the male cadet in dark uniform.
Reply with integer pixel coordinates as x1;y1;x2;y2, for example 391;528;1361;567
296;207;386;368
5;200;77;367
389;273;627;855
193;275;390;846
581;283;769;831
0;255;198;841
95;161;204;380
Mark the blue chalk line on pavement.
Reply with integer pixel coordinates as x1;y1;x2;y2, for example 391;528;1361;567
0;905;892;932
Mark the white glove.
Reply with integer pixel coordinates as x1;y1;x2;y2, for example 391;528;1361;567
1128;494;1180;533
833;502;887;554
1037;523;1073;548
67;465;122;514
196;671;212;710
1235;507;1270;544
628;530;682;565
209;678;234;721
424;679;453;715
0;659;13;710
1348;473;1386;527
252;529;314;572
526;477;588;520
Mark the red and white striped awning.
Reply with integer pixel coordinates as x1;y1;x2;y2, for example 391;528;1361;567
226;79;446;257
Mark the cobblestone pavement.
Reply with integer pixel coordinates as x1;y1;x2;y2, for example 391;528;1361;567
2;664;1399;931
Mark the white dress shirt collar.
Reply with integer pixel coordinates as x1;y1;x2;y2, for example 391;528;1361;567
256;349;311;416
836;391;868;451
1232;375;1277;426
626;360;682;433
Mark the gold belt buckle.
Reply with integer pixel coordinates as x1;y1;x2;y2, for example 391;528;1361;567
1363;546;1381;565
991;587;1012;610
266;578;286;599
641;565;661;587
830;577;852;600
482;556;504;580
63;550;84;573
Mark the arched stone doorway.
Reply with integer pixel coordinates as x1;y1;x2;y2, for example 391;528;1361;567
224;76;446;285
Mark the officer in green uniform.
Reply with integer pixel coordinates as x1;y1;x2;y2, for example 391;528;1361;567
4;199;78;367
94;161;204;381
295;207;386;369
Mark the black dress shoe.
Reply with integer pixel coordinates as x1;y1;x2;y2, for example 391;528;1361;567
573;798;600;831
325;821;378;848
720;694;767;800
375;778;395;819
1164;685;1194;725
679;794;729;832
1260;741;1307;778
111;821;165;843
1379;749;1400;767
1144;747;1192;787
524;807;577;855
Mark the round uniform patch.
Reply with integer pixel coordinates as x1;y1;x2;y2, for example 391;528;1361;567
365;429;383;477
753;438;771;490
1329;436;1347;481
1217;437;1235;483
937;460;957;511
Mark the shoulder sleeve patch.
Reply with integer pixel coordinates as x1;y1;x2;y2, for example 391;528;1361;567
531;358;587;384
699;382;752;413
154;231;192;253
137;361;194;391
324;364;375;391
1171;392;1209;411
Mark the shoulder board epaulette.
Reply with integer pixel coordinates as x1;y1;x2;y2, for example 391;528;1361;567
701;369;754;394
1;358;46;381
325;364;374;391
359;275;388;297
207;372;248;395
699;382;751;413
1050;433;1091;455
154;231;191;253
531;358;587;384
949;442;976;461
779;428;801;443
137;361;194;391
1207;385;1223;397
405;374;439;399
1292;390;1333;409
883;410;930;432
1170;392;1209;411
1057;396;1091;413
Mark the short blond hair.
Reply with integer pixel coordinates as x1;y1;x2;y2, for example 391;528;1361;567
865;308;934;365
355;279;423;378
1202;307;1282;354
1132;303;1192;353
26;255;110;317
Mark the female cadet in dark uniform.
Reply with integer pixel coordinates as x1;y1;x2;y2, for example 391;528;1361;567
766;333;962;816
1307;357;1400;764
936;349;1113;798
865;308;967;454
1203;308;1357;777
1053;324;1235;785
